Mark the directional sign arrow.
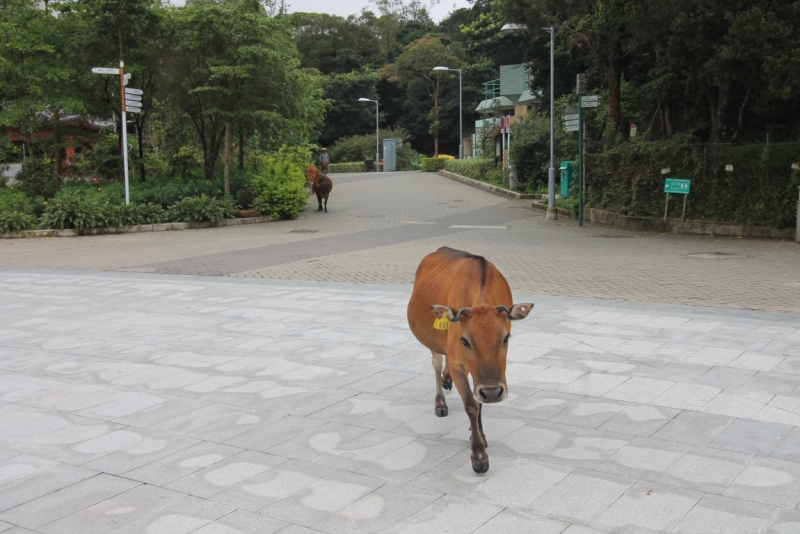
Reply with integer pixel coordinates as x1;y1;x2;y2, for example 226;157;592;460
126;108;142;114
564;125;579;132
564;114;579;121
583;95;599;102
125;88;143;96
581;101;599;108
125;94;142;102
92;67;119;75
125;102;142;109
564;120;580;127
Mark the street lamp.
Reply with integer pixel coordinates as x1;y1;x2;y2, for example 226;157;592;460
501;22;557;220
433;66;463;159
543;26;556;220
358;97;379;171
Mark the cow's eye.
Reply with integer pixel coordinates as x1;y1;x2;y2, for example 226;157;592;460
461;337;471;348
503;334;510;345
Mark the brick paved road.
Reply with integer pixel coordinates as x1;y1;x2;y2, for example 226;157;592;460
1;170;798;312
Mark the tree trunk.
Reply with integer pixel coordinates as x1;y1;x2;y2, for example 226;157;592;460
53;108;62;178
238;125;244;171
223;119;231;196
26;135;35;163
711;80;730;143
664;99;674;138
606;61;622;146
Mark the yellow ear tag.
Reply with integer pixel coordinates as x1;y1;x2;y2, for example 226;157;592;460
433;316;451;330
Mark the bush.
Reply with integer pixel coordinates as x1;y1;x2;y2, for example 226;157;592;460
251;149;307;219
586;139;800;227
509;111;551;192
420;157;448;172
165;195;235;223
15;158;62;199
110;203;166;226
443;159;494;181
41;188;113;233
328;128;419;171
0;211;37;234
328;162;364;173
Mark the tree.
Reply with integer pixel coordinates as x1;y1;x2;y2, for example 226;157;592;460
385;35;463;156
319;70;380;147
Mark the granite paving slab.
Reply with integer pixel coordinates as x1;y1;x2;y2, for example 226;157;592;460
1;269;800;532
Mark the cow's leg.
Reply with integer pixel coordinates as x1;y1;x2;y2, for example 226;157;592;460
477;403;487;447
431;351;448;417
323;194;328;213
452;369;489;473
442;356;453;391
316;192;322;211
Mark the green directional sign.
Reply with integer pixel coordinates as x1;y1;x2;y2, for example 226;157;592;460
664;178;691;194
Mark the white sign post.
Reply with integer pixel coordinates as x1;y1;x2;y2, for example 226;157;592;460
92;64;138;204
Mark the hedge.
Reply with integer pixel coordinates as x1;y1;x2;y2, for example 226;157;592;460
327;162;365;173
443;159;494;181
586;140;800;228
420;158;448;172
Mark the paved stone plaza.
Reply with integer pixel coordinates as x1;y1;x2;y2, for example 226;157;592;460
1;171;800;533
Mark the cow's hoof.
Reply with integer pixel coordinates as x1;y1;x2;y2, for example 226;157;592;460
435;406;448;417
442;376;453;390
471;457;490;474
318;207;322;211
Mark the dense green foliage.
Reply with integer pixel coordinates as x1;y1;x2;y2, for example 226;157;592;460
420;157;448;171
328;128;418;170
328;162;365;173
443;158;494;181
164;195;234;224
250;149;308;219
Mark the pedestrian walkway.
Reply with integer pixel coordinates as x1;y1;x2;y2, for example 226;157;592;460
1;270;800;533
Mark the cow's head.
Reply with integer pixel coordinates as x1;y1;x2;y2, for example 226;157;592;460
431;303;533;403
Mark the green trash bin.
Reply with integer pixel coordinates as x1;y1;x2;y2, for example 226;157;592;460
560;161;575;198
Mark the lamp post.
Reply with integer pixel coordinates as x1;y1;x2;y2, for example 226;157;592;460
433;66;463;159
501;23;557;220
358;98;379;170
544;26;556;220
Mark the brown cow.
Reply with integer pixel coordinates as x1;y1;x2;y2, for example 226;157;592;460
407;247;533;473
304;165;333;213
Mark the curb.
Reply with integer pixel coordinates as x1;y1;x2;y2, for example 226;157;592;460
438;170;536;199
0;216;277;239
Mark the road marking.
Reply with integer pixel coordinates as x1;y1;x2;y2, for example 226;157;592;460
447;225;507;229
400;221;438;224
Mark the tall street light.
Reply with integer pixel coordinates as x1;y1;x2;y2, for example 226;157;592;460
358;98;379;170
501;23;557;220
543;26;556;220
433;66;463;159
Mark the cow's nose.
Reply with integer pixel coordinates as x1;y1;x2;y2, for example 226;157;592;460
478;385;504;403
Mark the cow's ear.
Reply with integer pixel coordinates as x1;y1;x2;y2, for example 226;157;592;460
508;303;534;320
431;305;456;321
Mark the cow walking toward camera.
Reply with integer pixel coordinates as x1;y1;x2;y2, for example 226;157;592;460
304;166;333;213
407;247;533;473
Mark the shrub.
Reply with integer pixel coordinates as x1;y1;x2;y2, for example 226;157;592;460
328;162;364;173
129;180;221;208
40;188;112;233
443;159;494;181
237;188;255;209
0;211;37;234
328;128;419;170
110;203;166;226
420;157;448;172
165;195;235;223
15;158;62;199
509;111;551;192
251;150;307;219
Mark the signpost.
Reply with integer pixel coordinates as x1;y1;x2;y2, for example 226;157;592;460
563;90;601;227
664;178;691;222
92;65;144;205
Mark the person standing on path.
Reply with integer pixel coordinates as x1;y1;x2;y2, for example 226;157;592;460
319;148;329;173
